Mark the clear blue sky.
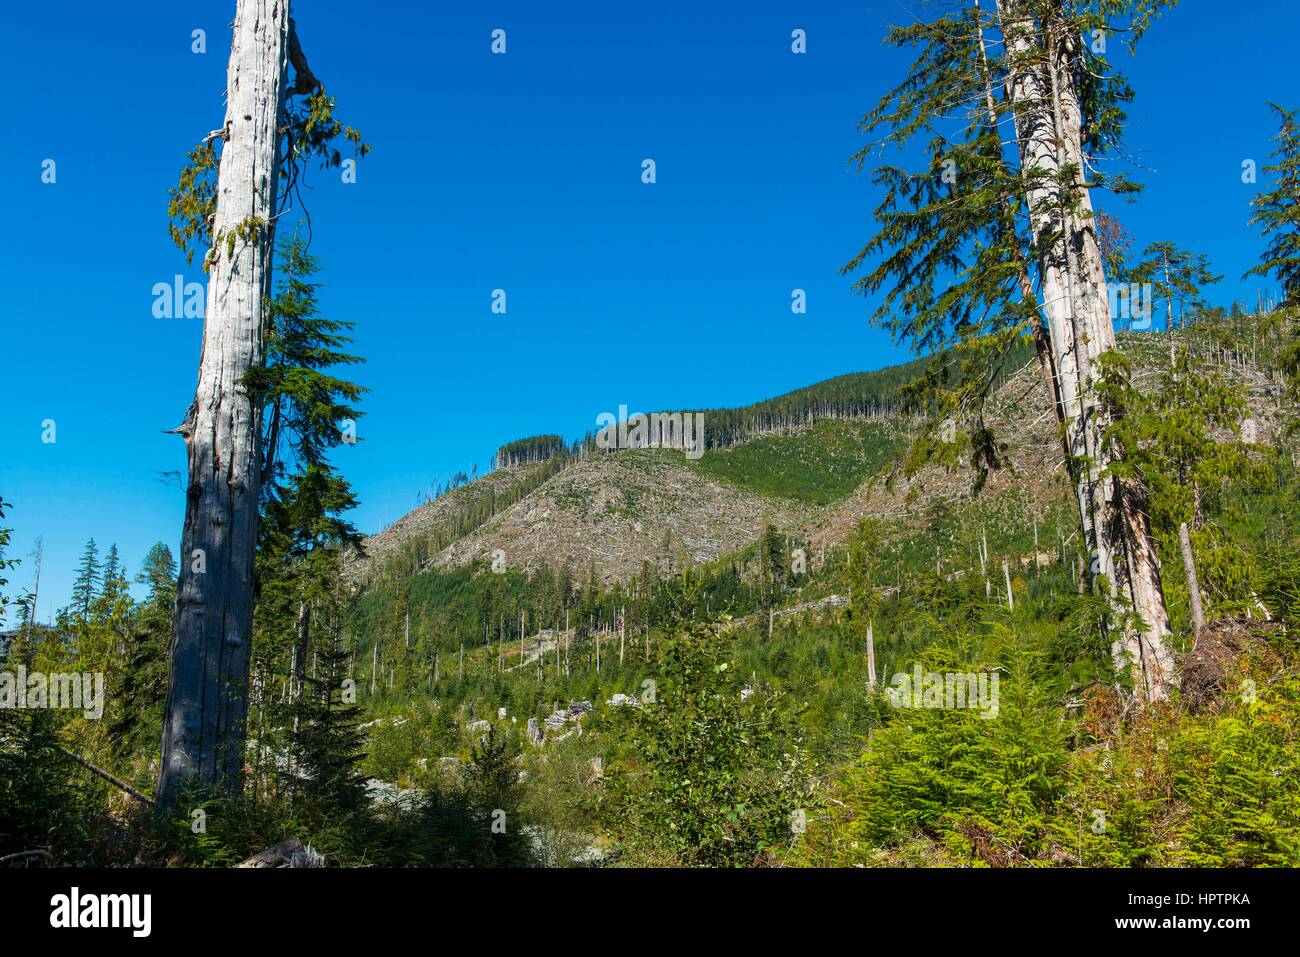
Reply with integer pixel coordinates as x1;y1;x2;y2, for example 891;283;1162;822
1;0;1295;618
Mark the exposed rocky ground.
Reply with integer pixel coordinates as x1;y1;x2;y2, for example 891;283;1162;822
344;463;538;583
809;357;1069;552
432;450;811;583
349;336;1287;592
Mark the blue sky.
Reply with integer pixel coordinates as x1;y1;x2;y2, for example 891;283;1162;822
1;0;1295;617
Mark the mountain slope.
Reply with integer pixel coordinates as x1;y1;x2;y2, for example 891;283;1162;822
349;335;1285;592
435;449;813;582
347;362;935;585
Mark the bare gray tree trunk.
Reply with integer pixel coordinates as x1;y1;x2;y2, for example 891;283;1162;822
158;0;291;808
996;0;1175;704
866;620;877;693
975;2;1068;441
1164;253;1175;368
1179;522;1205;644
23;538;41;644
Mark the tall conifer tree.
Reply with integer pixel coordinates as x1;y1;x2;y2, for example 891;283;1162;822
69;538;100;618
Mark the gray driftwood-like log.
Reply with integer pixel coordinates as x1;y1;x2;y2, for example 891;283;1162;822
236;838;325;868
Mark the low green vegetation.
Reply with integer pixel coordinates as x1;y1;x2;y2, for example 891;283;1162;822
687;419;906;505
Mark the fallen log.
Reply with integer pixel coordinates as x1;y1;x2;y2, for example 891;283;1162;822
56;745;154;806
236;838;324;868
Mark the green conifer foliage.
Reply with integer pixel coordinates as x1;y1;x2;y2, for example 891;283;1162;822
69;538;100;618
1247;104;1300;308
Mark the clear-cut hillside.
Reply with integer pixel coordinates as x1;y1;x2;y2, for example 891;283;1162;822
345;359;938;586
349;335;1287;592
345;462;544;584
430;449;814;583
811;335;1289;552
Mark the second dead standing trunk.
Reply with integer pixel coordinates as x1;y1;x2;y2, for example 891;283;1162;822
994;0;1175;704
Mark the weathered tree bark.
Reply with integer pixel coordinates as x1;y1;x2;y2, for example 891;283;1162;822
1179;522;1206;645
974;3;1068;442
236;838;324;868
866;620;877;692
996;0;1175;704
158;0;291;809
